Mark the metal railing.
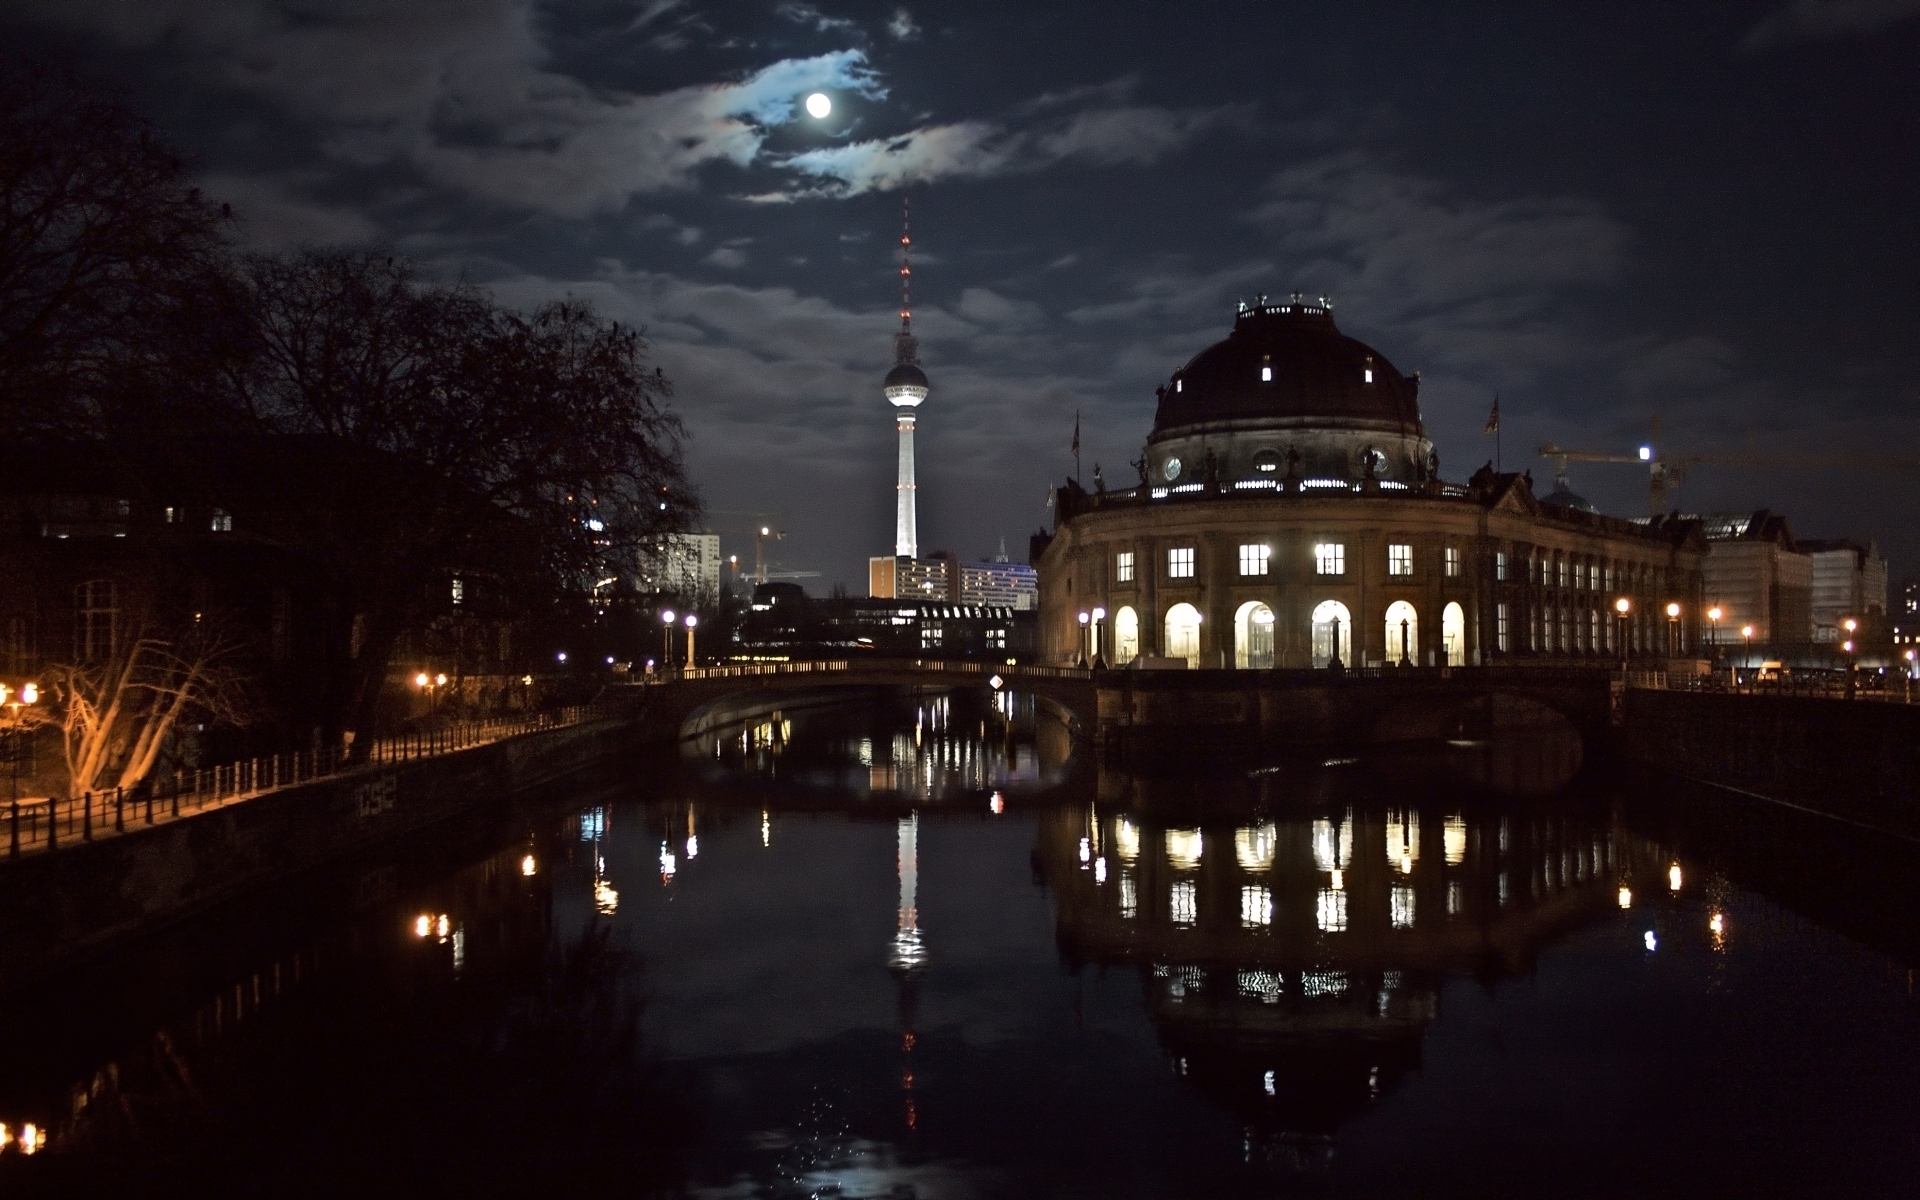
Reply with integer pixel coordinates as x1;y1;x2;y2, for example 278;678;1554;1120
4;705;598;861
1651;672;1920;705
634;660;1095;684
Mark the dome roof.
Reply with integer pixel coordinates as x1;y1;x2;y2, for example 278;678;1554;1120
1541;483;1597;513
1152;301;1422;436
884;361;929;391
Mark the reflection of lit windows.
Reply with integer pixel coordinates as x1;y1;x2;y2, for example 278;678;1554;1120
1391;885;1415;929
1386;811;1419;873
1170;880;1198;926
1241;885;1272;928
1119;872;1137;919
1312;816;1351;873
1235;823;1276;871
1165;828;1203;870
1264;1069;1276;1095
1499;871;1510;905
1301;970;1348;998
1448;881;1464;916
1115;818;1140;862
1316;888;1348;932
579;807;606;841
594;879;619;914
1444;816;1467;865
1239;969;1283;1003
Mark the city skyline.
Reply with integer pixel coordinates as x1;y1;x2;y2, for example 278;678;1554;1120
8;3;1918;590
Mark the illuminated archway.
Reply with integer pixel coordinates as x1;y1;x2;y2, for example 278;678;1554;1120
1385;600;1419;665
1165;603;1202;668
1310;599;1352;668
1233;601;1275;669
1442;601;1466;666
1114;606;1140;665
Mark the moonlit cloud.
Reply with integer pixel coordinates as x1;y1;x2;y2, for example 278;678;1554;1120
778;104;1244;196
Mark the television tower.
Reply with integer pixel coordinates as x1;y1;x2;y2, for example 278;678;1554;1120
883;197;929;558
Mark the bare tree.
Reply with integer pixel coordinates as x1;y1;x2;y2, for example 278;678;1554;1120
49;622;248;794
0;60;235;441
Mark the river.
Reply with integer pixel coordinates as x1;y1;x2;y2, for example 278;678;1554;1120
2;689;1919;1197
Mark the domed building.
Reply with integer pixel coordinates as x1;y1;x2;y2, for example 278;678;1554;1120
1036;297;1707;669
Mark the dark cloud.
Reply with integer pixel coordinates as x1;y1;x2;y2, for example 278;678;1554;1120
1741;0;1920;50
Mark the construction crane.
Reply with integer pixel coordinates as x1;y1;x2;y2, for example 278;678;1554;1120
1540;419;1920;515
699;510;820;585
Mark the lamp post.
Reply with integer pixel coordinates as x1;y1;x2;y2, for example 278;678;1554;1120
1905;648;1915;704
1615;598;1631;671
684;613;699;670
661;609;676;671
1741;624;1754;690
1843;617;1858;697
1399;616;1411;667
1077;610;1089;667
1329;613;1345;671
2;682;39;807
1091;606;1106;669
1665;602;1681;659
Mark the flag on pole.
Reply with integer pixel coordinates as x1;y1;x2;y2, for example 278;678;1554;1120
1482;395;1500;434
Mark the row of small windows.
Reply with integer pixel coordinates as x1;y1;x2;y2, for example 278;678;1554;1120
1494;551;1662;593
1120;541;1459;582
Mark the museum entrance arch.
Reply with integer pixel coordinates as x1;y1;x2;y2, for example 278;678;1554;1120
1234;601;1275;669
1114;606;1140;665
1442;601;1466;666
1165;603;1202;668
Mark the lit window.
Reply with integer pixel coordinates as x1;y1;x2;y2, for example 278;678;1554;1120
1314;542;1345;576
1558;559;1569;588
1496;551;1509;581
1445;547;1462;578
1388;544;1413;576
451;578;465;606
1238;543;1271;576
210;508;232;533
1241;885;1272;928
1364;368;1373;383
1497;602;1510;652
1175;378;1182;393
1170;880;1198;926
1119;873;1137;919
164;506;177;524
1260;364;1272;382
1168;547;1195;579
1115;551;1135;583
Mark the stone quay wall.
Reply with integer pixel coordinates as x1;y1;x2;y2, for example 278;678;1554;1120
1624;690;1920;838
0;716;639;988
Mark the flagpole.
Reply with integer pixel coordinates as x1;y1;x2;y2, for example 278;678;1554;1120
1073;409;1081;488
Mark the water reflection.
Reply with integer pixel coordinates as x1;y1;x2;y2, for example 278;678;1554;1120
1040;797;1665;1163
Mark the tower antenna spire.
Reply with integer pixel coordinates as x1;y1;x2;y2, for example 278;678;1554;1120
895;194;917;364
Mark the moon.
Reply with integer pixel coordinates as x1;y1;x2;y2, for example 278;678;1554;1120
805;92;832;119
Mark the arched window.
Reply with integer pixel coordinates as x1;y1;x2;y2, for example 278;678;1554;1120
74;579;117;662
1442;602;1466;666
1164;603;1202;668
1114;606;1140;665
1310;599;1351;668
1385;600;1419;665
1233;601;1275;669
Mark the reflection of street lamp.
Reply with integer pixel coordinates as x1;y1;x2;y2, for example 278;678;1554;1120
1615;598;1631;670
684;613;699;669
1665;602;1681;658
660;608;676;669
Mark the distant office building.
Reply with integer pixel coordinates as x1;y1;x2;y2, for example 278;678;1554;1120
638;533;721;606
1801;539;1887;642
871;552;1037;609
1691;511;1812;645
738;582;1034;661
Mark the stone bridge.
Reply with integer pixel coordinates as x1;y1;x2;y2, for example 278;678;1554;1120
603;660;1621;759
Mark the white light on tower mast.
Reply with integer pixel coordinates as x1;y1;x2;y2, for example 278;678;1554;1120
882;197;929;559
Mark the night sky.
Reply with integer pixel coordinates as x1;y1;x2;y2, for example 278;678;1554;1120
10;1;1919;589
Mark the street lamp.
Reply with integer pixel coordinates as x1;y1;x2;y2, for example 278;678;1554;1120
1665;602;1681;658
1091;606;1106;668
1;682;40;806
1905;648;1915;703
1615;597;1631;670
661;608;676;670
684;613;699;669
1077;610;1090;667
1843;617;1859;694
1741;624;1754;689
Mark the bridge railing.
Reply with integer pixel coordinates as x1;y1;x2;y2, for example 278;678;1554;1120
637;660;1095;684
2;705;600;863
1651;672;1920;704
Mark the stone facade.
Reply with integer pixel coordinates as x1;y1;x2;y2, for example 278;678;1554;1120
1037;471;1706;669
